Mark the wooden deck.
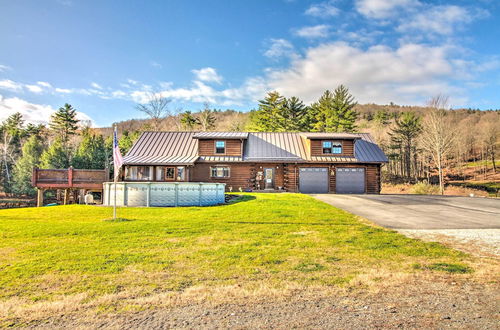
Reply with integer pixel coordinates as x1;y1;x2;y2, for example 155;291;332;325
32;167;109;206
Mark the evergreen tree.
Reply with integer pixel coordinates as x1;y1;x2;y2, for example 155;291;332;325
310;85;358;132
180;111;198;130
49;103;79;146
279;96;309;131
388;112;422;180
119;130;140;154
40;138;70;169
72;132;107;169
12;135;45;196
249;91;286;131
374;109;390;125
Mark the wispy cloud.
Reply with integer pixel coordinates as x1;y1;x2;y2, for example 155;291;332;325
264;38;295;58
305;1;339;18
294;24;330;38
355;0;419;19
0;79;23;92
0;64;11;72
90;82;103;90
191;67;223;84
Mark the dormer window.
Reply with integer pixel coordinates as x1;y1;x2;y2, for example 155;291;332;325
323;141;342;154
215;140;225;154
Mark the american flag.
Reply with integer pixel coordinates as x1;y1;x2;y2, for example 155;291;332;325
113;127;123;179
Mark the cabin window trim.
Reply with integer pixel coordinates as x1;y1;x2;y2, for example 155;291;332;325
322;140;343;154
125;166;153;181
215;140;226;154
176;166;185;181
210;166;230;178
165;167;176;180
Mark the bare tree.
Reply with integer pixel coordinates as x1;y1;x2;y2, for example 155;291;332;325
420;95;457;195
135;91;171;131
197;102;216;131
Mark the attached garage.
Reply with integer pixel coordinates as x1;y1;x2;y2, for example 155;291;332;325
299;167;329;193
336;167;365;194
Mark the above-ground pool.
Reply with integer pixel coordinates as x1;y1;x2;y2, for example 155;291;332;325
103;182;226;207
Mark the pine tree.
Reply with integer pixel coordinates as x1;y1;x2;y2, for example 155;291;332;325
180;111;198;130
279;96;309;131
12;135;45;196
310;85;358;132
249;91;285;131
389;112;422;180
72;132;107;169
49;104;79;146
119;131;140;154
40;138;70;169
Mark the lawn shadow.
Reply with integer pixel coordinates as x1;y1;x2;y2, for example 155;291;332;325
103;218;135;222
225;195;256;205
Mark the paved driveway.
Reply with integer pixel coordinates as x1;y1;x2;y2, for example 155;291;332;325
311;194;500;230
312;194;500;256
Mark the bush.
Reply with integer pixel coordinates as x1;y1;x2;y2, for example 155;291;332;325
411;181;440;195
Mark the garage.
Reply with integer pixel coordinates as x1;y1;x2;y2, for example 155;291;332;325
299;167;329;193
336;167;365;194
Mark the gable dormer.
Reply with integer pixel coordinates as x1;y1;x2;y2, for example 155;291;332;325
301;133;359;158
193;132;248;157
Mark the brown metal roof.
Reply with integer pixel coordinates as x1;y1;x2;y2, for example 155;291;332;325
301;132;361;139
124;132;199;165
193;132;249;139
124;131;388;165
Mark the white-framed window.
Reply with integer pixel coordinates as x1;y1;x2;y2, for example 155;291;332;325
322;141;342;154
176;166;185;181
215;140;225;154
125;166;153;181
210;166;230;178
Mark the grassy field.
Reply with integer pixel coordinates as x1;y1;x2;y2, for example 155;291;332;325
0;193;473;323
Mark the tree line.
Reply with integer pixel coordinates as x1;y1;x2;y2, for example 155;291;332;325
0;104;139;196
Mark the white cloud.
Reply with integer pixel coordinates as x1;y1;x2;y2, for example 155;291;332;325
0;79;23;92
25;84;44;93
0;64;11;72
398;5;477;35
305;1;339;18
264;42;465;105
191;67;223;84
37;81;52;88
264;39;295;58
55;88;72;93
90;82;103;90
294;24;330;38
0;94;93;125
355;0;419;19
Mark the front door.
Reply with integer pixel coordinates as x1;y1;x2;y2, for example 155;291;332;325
264;168;274;189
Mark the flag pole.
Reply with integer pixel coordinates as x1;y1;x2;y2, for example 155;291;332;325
113;125;117;220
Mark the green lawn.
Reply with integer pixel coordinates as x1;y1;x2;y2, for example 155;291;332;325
0;194;469;313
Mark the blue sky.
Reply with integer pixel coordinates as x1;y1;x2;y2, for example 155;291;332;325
0;0;499;127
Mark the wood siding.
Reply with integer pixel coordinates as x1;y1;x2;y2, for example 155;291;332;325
310;140;355;157
125;162;381;194
198;139;243;156
191;163;252;191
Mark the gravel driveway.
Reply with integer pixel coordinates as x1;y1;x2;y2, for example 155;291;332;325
312;194;500;257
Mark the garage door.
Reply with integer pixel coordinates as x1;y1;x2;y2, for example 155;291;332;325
336;167;365;194
299;167;329;193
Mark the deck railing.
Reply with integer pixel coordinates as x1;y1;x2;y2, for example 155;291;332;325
32;167;109;189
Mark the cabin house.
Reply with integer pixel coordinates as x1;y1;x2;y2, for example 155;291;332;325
121;131;388;194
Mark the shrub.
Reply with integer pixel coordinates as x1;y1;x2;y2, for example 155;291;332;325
411;181;440;195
